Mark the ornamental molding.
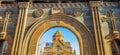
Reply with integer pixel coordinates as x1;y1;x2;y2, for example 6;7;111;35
18;2;29;8
0;2;119;8
89;1;102;7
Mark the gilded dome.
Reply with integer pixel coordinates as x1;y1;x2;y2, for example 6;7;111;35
54;30;64;41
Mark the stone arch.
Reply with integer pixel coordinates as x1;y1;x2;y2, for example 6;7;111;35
21;14;97;55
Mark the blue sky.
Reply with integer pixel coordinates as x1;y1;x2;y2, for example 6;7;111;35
38;27;80;55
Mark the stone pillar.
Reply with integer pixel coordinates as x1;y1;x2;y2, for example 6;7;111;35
11;2;29;55
89;1;105;55
90;1;114;55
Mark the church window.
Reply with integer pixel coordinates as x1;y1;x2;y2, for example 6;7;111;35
57;45;60;51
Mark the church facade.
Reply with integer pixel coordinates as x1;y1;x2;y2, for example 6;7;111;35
43;30;76;55
0;0;120;55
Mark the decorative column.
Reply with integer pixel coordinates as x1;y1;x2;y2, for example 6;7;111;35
89;1;105;55
11;2;29;55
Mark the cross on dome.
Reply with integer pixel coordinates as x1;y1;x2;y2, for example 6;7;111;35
53;30;64;41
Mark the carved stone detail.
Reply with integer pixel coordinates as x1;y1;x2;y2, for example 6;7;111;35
0;32;6;40
105;31;120;42
18;2;29;8
0;0;3;7
89;1;101;7
52;8;65;14
101;15;107;22
33;9;44;18
74;9;83;17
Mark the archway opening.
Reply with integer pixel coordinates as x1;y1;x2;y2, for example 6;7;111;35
23;14;96;55
37;27;80;55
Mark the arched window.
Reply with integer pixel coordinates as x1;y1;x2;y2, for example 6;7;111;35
56;45;60;51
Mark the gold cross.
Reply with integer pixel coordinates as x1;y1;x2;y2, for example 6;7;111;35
0;12;16;40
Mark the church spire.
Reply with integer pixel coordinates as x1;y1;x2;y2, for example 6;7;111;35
53;30;64;41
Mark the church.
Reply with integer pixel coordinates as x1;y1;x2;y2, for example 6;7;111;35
43;30;76;55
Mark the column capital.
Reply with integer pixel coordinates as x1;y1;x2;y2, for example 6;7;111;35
89;1;102;7
18;2;30;9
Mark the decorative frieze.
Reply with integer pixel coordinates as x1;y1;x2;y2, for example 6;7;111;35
0;2;119;9
1;4;16;8
31;3;88;8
